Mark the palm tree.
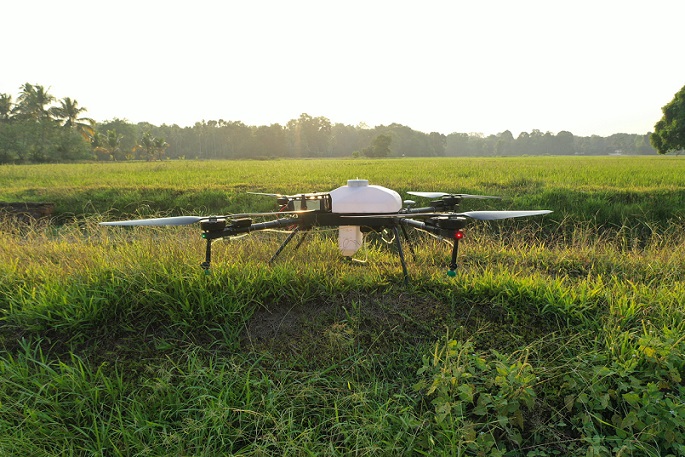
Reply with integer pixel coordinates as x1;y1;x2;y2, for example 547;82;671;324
136;131;156;161
15;83;55;122
153;136;169;161
136;132;169;161
14;84;57;162
0;93;13;121
52;97;95;139
95;129;125;161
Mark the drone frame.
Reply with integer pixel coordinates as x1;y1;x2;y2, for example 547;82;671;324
101;189;551;283
197;193;481;283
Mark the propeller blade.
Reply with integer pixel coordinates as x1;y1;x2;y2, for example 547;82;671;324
230;210;314;218
407;191;448;198
100;210;314;227
407;191;500;200
248;192;284;197
341;209;552;221
100;216;205;226
460;210;552;221
457;194;501;200
249;191;327;198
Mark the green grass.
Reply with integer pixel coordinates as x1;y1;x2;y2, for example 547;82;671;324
2;156;685;228
1;157;685;455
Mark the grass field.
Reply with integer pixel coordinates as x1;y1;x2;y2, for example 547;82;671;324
1;156;685;455
2;156;684;227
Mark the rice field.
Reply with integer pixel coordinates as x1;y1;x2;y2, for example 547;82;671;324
1;156;684;456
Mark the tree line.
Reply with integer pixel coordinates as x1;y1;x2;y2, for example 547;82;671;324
0;83;659;164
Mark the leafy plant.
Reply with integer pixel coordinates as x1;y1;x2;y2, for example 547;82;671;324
560;325;685;456
415;337;537;455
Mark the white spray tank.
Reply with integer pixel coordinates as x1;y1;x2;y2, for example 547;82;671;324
329;179;403;256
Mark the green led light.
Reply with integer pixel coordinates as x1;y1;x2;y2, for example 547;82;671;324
447;270;456;277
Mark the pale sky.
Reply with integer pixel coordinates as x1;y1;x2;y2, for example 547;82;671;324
4;0;684;137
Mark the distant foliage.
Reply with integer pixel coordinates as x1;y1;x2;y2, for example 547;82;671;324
361;133;392;157
0;82;658;164
118;121;656;161
651;84;685;154
0;84;93;163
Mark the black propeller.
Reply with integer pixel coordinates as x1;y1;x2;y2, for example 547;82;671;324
407;191;501;200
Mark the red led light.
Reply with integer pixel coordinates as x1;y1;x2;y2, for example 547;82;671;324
454;230;464;240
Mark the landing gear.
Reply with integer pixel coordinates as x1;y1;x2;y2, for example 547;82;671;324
447;230;464;277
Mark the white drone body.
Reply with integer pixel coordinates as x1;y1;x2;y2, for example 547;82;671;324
329;179;402;256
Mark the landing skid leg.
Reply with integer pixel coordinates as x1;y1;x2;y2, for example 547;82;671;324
448;238;459;277
201;238;212;274
392;226;409;284
399;224;417;260
269;227;308;264
293;229;309;251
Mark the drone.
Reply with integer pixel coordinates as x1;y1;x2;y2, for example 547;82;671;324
100;179;551;281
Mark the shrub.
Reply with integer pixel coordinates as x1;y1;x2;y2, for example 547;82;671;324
415;338;537;456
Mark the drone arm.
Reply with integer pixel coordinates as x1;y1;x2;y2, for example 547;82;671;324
399;217;465;276
402;205;441;215
199;217;301;272
404;205;433;213
399;217;439;234
247;217;301;233
201;217;301;241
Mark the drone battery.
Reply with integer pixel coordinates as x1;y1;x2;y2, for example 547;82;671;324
290;194;332;212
